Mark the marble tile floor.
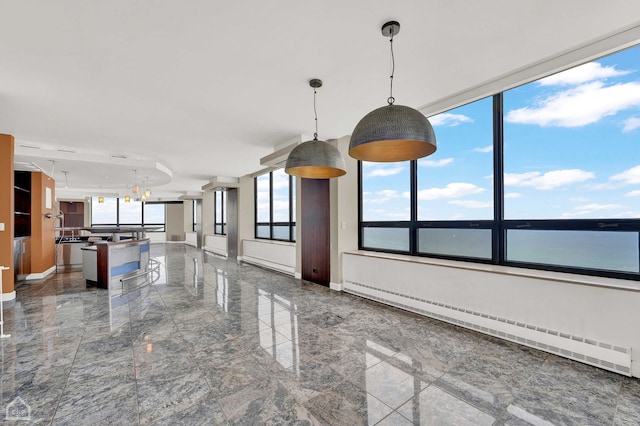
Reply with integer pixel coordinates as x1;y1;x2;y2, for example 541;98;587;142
1;243;639;425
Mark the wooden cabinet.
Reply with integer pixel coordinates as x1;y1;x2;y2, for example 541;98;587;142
14;171;31;237
60;201;85;235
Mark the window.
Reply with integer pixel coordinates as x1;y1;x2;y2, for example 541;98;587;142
91;197;117;224
359;44;640;280
255;169;295;242
143;202;165;232
118;199;142;224
214;190;226;235
91;197;167;231
193;200;197;232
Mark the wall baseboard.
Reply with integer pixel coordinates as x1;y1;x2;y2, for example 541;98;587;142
25;265;56;280
204;247;228;258
329;281;343;291
0;291;16;302
242;255;295;276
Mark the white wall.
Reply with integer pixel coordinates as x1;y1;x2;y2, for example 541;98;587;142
183;200;193;235
242;239;295;276
202;190;214;237
185;232;197;247
330;136;359;288
237;175;254;258
203;234;227;257
165;203;185;241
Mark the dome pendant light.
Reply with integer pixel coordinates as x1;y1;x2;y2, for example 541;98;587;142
349;21;436;162
285;79;346;179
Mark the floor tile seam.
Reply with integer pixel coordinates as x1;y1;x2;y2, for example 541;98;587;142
369;391;409;426
127;288;143;426
607;379;627;426
428;378;508;422
48;315;91;424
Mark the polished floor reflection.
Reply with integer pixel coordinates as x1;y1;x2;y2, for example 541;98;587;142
2;244;639;425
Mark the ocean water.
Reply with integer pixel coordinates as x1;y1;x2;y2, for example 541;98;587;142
362;228;640;273
507;229;639;273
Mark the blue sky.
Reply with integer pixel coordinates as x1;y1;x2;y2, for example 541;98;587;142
363;45;640;221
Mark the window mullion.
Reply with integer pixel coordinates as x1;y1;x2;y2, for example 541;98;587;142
269;172;274;239
493;93;505;265
410;159;418;255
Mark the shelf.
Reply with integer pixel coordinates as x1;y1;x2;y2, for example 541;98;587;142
14;185;31;194
14;211;31;216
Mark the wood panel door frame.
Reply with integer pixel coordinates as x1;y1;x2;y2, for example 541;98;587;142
301;178;330;286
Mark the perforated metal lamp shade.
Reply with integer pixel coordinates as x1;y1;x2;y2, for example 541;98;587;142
349;104;437;162
285;139;347;179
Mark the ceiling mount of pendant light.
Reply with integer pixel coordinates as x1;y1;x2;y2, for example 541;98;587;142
349;21;436;162
284;79;346;179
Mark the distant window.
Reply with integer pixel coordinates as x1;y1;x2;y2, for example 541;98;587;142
118;199;142;224
91;197;166;231
255;169;295;242
214;190;226;235
193;200;197;232
143;203;165;232
91;197;117;224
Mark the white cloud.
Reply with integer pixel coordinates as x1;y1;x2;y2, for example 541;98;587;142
448;200;492;208
272;200;289;212
474;145;493;153
364;189;403;204
384;212;411;219
504;169;594;190
538;62;630;86
623;117;640;132
366;166;405;177
611;165;640;185
505;192;522;198
416;183;485;200
577;203;625;211
272;171;290;190
569;203;626;216
377;189;402;198
418;158;454;167
570;197;590;202
429;113;473;127
505;81;640;127
625;190;640;197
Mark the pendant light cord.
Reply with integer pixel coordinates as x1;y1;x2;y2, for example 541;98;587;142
313;86;319;140
388;30;395;105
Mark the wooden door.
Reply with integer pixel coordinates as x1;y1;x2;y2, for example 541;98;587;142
301;178;330;286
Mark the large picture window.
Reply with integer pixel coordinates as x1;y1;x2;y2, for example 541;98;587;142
359;44;640;280
91;197;167;231
255;169;295;242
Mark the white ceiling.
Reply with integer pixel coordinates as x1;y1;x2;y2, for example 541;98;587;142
2;1;640;200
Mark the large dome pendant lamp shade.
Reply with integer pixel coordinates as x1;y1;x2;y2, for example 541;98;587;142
349;21;436;162
285;79;346;179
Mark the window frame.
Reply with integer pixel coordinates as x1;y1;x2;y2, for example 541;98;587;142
91;197;168;232
254;170;296;242
214;190;226;235
359;89;640;281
